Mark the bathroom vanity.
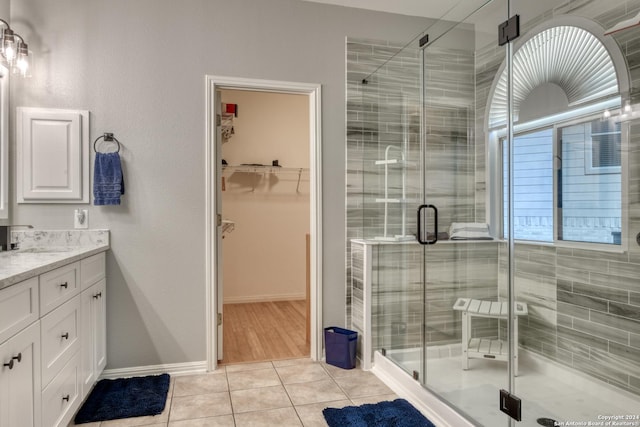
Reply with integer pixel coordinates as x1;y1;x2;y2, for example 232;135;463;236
0;230;109;427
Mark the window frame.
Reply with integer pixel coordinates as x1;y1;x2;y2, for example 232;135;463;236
490;106;628;252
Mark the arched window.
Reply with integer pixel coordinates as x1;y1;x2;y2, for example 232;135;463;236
487;19;629;248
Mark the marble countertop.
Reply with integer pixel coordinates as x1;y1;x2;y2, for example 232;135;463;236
0;229;110;291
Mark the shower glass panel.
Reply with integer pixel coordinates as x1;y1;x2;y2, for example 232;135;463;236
506;0;640;425
357;37;425;379
419;1;513;425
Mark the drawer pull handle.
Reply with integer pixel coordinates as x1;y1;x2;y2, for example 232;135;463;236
60;282;68;289
61;332;69;340
3;360;13;369
62;395;70;402
93;292;102;299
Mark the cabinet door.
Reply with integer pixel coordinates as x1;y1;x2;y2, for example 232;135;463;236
93;279;107;376
0;321;41;427
16;107;89;203
79;287;94;398
80;279;106;398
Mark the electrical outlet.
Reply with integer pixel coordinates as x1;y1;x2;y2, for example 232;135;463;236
74;209;88;229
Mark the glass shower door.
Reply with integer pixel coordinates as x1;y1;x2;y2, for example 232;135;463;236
417;1;514;425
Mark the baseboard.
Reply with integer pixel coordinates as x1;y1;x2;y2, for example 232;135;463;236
223;293;306;304
100;360;208;380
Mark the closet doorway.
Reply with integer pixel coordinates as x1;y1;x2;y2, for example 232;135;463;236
220;89;310;364
205;76;322;371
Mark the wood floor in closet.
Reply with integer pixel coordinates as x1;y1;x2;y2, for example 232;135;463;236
220;300;309;364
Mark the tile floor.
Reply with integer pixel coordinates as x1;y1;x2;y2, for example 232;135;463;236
70;358;398;426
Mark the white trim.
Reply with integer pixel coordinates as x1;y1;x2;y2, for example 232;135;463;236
371;352;474;427
100;361;208;379
223;294;307;304
205;75;323;372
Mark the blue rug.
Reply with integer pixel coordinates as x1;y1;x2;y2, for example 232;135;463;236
74;374;170;424
323;398;435;427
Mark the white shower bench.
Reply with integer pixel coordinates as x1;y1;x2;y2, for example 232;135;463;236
453;298;528;376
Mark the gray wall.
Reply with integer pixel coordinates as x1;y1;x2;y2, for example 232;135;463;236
8;0;431;369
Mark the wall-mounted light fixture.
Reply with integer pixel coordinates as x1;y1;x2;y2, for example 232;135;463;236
0;18;30;77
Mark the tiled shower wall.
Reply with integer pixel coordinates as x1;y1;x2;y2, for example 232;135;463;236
482;0;640;396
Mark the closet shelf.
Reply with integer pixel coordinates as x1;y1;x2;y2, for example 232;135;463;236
223;165;309;174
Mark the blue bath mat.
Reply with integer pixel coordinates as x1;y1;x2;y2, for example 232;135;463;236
74;373;170;424
323;398;435;427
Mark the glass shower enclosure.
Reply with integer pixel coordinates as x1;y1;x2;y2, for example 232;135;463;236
346;0;640;426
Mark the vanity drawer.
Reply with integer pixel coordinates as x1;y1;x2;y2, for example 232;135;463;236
41;295;80;387
41;351;81;427
0;277;39;344
40;262;80;316
80;252;105;290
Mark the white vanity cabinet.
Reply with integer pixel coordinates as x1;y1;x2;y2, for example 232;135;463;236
79;252;106;399
0;248;107;427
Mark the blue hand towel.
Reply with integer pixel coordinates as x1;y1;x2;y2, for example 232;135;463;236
94;152;125;205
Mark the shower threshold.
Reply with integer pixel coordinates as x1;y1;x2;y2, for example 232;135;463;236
371;348;639;427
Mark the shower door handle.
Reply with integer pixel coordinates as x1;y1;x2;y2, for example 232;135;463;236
417;204;438;245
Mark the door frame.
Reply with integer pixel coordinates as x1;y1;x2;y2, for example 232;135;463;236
205;75;323;371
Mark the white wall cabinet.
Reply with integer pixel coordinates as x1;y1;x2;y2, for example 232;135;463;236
0;250;107;427
16;107;90;203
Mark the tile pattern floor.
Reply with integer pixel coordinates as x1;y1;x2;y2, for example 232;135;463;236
70;358;398;426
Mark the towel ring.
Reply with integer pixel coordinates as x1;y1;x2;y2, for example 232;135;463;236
93;133;121;153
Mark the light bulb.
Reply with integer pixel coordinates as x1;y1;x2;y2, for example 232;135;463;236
16;57;28;76
624;100;632;113
603;109;611;119
2;28;15;63
3;42;14;63
15;42;28;76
